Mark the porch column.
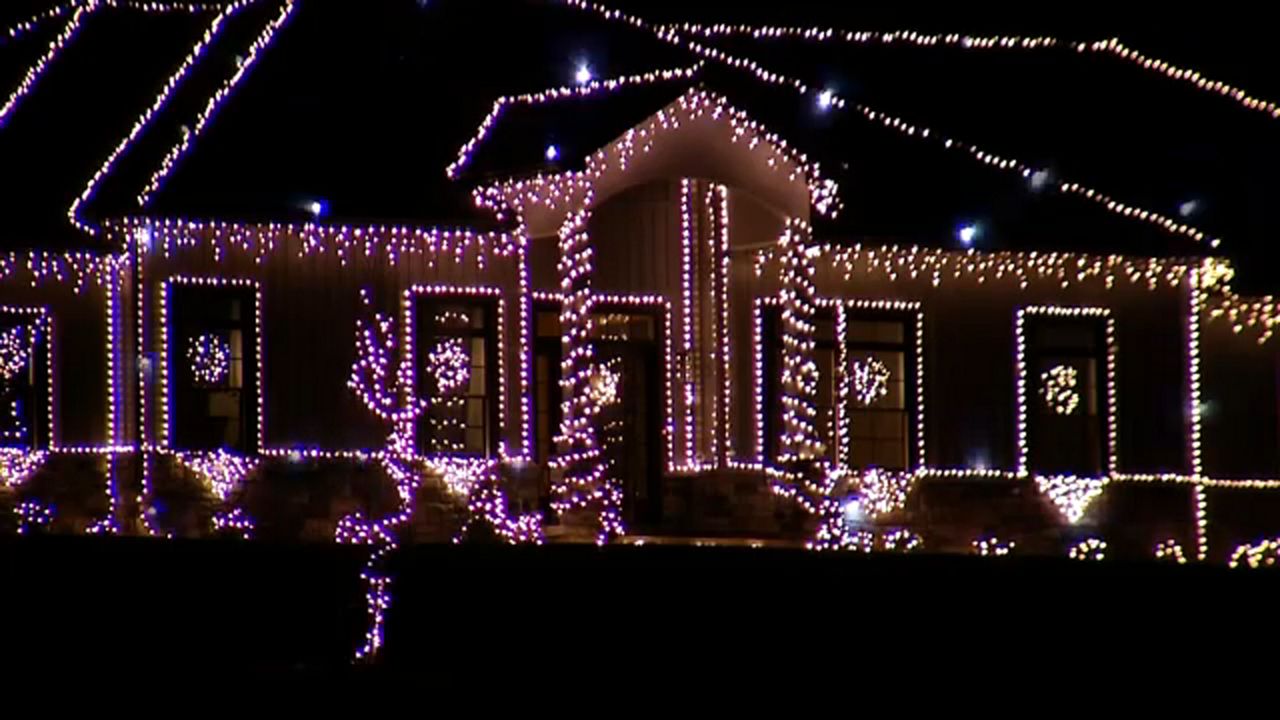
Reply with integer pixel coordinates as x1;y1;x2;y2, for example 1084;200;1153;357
774;219;846;548
549;202;622;543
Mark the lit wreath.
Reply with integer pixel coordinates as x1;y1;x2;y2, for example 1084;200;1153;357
1040;364;1080;415
851;356;891;406
187;333;231;386
427;338;470;394
586;361;621;407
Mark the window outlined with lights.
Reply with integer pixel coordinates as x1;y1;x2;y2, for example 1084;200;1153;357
841;304;923;472
406;288;502;459
161;278;261;454
1015;306;1117;478
0;306;53;451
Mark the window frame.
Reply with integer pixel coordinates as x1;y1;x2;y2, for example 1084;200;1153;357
840;303;923;472
405;286;503;459
161;277;262;454
1015;306;1117;478
0;306;53;451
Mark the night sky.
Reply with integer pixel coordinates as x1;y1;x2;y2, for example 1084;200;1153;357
2;1;1279;291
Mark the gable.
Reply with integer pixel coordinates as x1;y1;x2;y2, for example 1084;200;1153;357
482;88;838;236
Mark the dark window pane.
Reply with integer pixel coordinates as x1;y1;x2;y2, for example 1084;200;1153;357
1028;316;1107;475
171;286;256;453
0;315;49;450
845;312;913;471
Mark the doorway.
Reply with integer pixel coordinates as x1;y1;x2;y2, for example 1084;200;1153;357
534;303;664;529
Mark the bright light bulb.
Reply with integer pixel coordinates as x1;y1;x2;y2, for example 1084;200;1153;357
958;224;978;246
307;200;326;218
575;64;593;85
545;144;559;161
817;89;834;110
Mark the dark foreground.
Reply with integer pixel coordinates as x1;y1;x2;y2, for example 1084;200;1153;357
2;536;1276;673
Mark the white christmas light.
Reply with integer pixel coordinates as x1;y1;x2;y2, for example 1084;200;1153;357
425;337;469;394
0;324;38;381
186;333;230;386
662;19;1280;122
1014;306;1116;478
1037;475;1107;524
71;1;253;233
448;62;701;178
174;449;257;502
211;506;255;539
0;449;48;489
850;356;890;406
1227;537;1280;569
972;536;1015;556
3;1;77;42
585;360;621;407
0;3;91;129
564;0;1221;247
881;528;923;552
159;277;263;450
13;499;54;534
1154;538;1187;564
1040;364;1080;415
138;0;298;206
1068;537;1107;560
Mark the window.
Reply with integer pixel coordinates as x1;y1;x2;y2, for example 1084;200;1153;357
0;311;49;450
1025;316;1108;476
171;285;257;453
845;314;915;471
415;296;498;457
763;305;837;463
533;306;561;464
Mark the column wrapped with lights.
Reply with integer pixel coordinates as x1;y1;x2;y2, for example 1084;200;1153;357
777;221;824;463
768;220;845;549
548;199;623;543
679;179;697;468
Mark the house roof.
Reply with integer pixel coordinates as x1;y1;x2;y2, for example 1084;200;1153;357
0;2;217;248
116;0;692;230
474;86;840;236
1;1;1278;288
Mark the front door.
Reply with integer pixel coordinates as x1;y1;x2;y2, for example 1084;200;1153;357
534;304;663;528
594;325;661;528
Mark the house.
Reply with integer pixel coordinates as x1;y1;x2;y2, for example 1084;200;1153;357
1;0;1279;564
